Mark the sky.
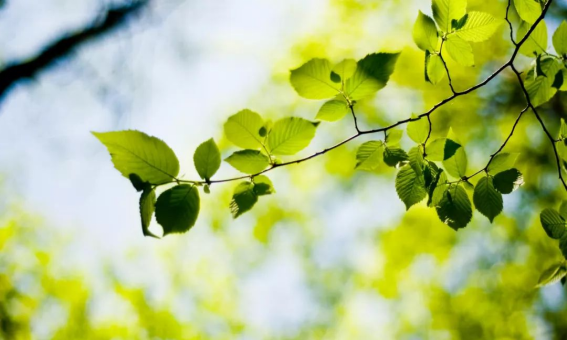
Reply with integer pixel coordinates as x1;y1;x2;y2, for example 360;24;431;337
0;0;411;336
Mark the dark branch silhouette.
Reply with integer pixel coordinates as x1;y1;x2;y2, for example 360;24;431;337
0;0;148;101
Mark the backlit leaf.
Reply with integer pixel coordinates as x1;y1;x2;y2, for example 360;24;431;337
224;109;265;149
413;11;440;52
225;150;270;174
445;34;475;66
345;53;400;100
355;141;384;172
193;138;221;181
432;0;467;33
93;130;179;185
456;11;503;42
493;168;524;194
290;58;341;99
267;117;319;155
518;20;548;57
316;100;350;122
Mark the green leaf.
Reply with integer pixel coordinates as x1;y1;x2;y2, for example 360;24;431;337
267;117;319;155
385;129;403;145
345;53;400;100
540;208;566;239
493;168;524;194
455;11;504;42
230;182;258;218
129;173;147;192
413;11;440;52
140;188;158;238
383;147;409;167
193;138;221;181
560;235;567;259
225;150;270;174
452;14;468;31
93;130;179;185
518;20;548;57
561;118;567;139
436;185;473;230
473;176;503;223
426;137;461;161
443;143;467;178
514;0;542;24
425;53;446;85
445;34;474;67
290;58;341;99
487;153;519;174
408;146;425;176
554;21;567;56
560;200;567;219
430;171;448;207
316;100;350;122
253;175;275;196
155;185;200;235
407;115;430;144
432;0;467;33
395;165;427;210
224;109;265;149
525;57;562;107
536;262;567;288
332;59;357;81
355;141;384;172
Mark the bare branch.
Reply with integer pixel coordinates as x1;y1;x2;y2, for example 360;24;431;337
0;0;149;101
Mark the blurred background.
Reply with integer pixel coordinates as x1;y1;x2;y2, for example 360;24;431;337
1;0;567;339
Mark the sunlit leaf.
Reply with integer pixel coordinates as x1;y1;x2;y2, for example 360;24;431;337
432;0;467;32
514;0;542;24
290;58;341;99
224;109;265;149
332;59;357;81
525;57;562;107
443;142;467;178
93;130;179;185
345;53;400;100
225;150;270;174
445;34;474;66
193;138;221;181
413;11;439;52
267;117;319;155
518;20;548;57
407;115;430;144
386;129;403;145
425;53;446;85
316;99;350;122
456;12;504;42
553;21;567;56
355;141;384;171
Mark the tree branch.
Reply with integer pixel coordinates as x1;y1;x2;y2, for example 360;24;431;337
0;0;148;101
176;0;556;188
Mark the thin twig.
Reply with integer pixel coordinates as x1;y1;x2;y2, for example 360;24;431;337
173;0;554;187
510;64;567;191
438;38;457;94
505;0;517;45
